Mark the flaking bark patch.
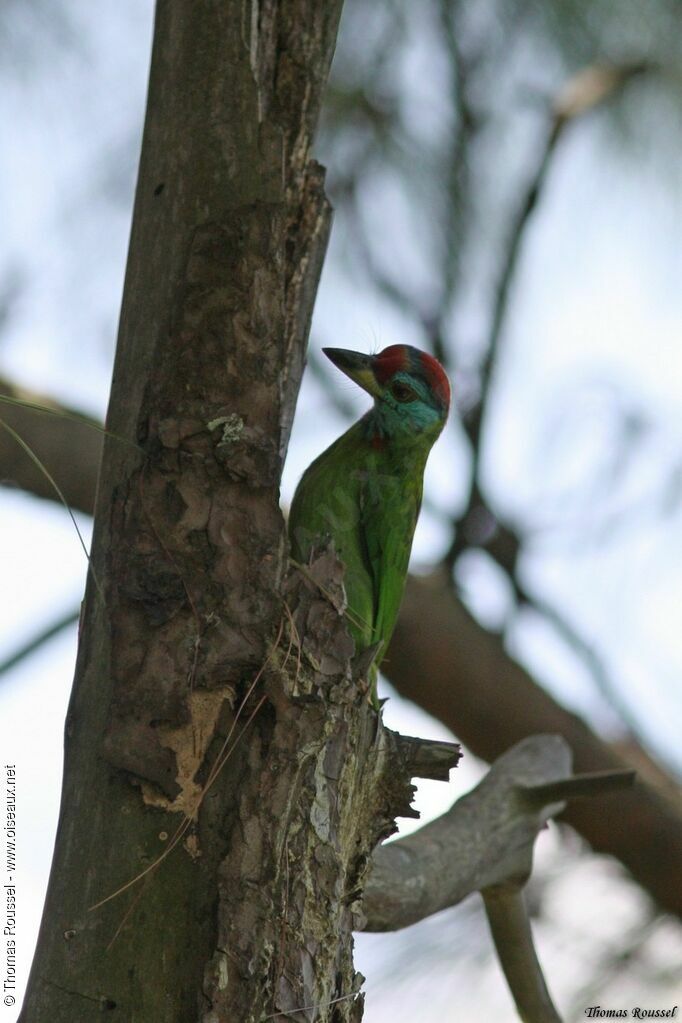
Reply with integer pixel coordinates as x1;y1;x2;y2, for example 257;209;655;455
139;684;235;817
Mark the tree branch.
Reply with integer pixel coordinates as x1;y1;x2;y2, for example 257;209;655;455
516;582;647;740
361;736;634;932
448;61;652;568
361;736;634;1023
482;888;562;1023
385;571;682;919
361;735;571;932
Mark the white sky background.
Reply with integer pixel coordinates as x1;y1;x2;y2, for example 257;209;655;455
0;2;681;1020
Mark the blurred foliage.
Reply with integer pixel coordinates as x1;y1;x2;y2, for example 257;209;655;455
318;0;682;356
1;0;78;75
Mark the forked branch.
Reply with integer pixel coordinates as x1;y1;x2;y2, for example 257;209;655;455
360;735;635;1023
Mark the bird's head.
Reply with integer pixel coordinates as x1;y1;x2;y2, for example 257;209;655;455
323;344;450;441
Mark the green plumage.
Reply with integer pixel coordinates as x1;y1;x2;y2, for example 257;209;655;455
290;418;426;652
288;345;449;705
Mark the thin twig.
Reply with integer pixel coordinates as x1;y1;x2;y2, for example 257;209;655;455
447;62;651;570
0;606;79;678
445;111;565;570
521;768;636;807
0;417;103;601
432;0;476;366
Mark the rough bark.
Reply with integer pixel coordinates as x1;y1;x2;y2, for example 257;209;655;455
386;572;682;918
17;3;415;1021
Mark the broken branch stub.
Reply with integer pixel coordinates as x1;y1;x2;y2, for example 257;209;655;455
360;734;636;932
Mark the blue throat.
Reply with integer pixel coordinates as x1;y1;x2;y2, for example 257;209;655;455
362;372;444;446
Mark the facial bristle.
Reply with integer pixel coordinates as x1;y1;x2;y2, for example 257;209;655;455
373;345;450;410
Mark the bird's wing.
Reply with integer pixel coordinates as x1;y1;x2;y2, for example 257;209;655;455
359;471;422;658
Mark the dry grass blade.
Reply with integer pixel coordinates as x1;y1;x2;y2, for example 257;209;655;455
282;598;302;689
260;991;362;1020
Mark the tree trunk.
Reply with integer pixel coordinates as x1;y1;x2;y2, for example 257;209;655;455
16;2;400;1020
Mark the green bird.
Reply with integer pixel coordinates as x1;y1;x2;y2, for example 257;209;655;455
289;344;450;705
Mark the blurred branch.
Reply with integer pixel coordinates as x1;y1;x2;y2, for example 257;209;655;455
362;735;634;1022
451;508;645;753
447;60;652;569
0;265;24;335
427;0;478;367
459;514;663;761
436;62;658;760
327;2;482;372
0;606;79;678
515;582;644;739
0;375;102;515
343;181;433;325
385;571;682;919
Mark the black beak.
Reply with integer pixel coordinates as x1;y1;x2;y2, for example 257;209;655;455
322;348;381;397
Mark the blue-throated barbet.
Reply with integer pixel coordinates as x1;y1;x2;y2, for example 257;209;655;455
289;345;450;704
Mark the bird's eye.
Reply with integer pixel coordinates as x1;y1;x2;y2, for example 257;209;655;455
391;382;417;403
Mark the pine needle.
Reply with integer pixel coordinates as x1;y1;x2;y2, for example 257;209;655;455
260;991;361;1020
0;393;143;451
